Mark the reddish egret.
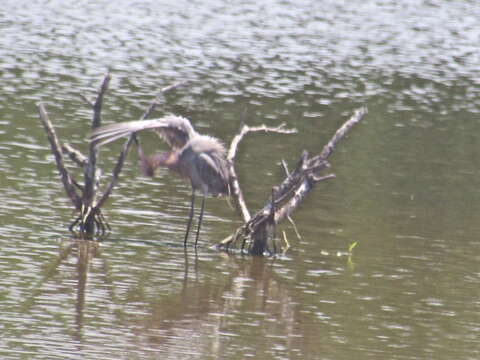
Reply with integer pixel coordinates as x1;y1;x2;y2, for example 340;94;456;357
91;115;231;247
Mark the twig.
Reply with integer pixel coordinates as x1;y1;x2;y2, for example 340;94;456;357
287;215;301;240
92;73;111;128
281;159;290;176
271;186;277;253
38;103;82;210
140;80;187;121
228;123;296;160
282;230;290;254
79;94;94;108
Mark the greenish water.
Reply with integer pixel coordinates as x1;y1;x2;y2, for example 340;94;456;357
1;1;479;359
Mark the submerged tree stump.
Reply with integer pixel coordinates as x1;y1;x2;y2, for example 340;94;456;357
38;74;184;238
38;74;111;237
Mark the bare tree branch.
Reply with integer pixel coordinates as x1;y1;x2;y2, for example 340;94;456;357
38;103;82;210
228;123;296;160
274;173;335;223
227;123;297;223
218;107;367;255
95;136;134;209
318;106;367;161
140;80;188;121
81;73;111;234
92;73;112;128
62;143;88;167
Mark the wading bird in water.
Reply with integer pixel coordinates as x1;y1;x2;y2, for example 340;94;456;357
91;115;231;247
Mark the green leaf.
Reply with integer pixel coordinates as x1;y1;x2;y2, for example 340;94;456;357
348;241;358;253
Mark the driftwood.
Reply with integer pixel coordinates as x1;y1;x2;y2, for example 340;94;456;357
38;74;184;237
227;123;298;223
218;107;368;255
39;73;366;255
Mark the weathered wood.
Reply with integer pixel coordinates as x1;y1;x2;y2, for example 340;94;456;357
38;103;82;210
218;107;368;255
82;73;111;234
39;74;365;254
227;123;297;223
95;136;134;209
62;143;88;167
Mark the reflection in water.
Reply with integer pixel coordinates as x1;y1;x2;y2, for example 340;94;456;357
19;242;76;314
134;255;299;358
19;241;300;358
74;241;99;341
19;240;100;343
19;244;301;357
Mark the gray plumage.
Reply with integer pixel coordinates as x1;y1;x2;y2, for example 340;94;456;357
90;115;231;246
91;115;195;149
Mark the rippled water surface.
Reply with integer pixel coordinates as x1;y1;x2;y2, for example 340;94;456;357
1;1;480;359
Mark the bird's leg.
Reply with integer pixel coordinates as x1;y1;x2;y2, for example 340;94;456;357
194;194;206;247
184;188;196;247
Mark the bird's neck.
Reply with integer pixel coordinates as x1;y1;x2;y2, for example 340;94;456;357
139;151;178;177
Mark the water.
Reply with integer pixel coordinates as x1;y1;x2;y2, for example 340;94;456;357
1;0;480;359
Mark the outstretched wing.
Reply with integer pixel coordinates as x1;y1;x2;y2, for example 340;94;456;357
90;115;195;149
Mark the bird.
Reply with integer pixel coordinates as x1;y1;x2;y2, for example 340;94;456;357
90;115;231;247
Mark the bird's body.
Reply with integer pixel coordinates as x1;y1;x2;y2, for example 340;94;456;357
91;115;230;246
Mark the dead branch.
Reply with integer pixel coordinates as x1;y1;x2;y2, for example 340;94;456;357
38;103;82;210
62;143;88;167
95;137;134;209
218;107;368;255
38;75;111;237
318;107;366;160
227;123;297;223
274;173;336;223
140;81;188;120
39;75;186;237
80;74;111;234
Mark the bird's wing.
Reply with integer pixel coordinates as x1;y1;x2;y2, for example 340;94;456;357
196;151;230;196
90;115;194;149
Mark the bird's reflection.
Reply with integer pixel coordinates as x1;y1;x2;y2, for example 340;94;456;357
135;253;298;356
28;239;301;358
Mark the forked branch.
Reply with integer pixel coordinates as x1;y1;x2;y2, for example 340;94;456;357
218;107;368;255
38;74;185;237
227;123;297;223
